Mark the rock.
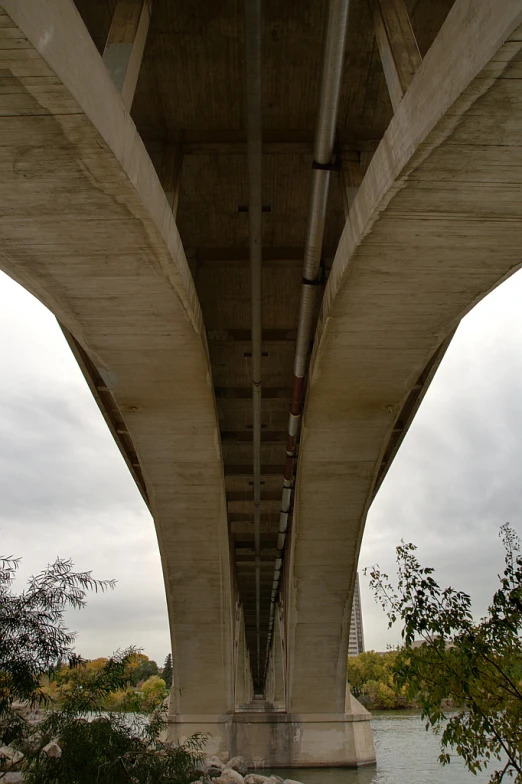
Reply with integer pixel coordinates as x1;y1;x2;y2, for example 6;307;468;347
10;702;44;726
283;780;305;784
42;742;61;758
225;756;248;775
265;777;284;784
208;766;224;778
207;756;225;770
3;774;25;783
0;746;24;769
214;769;245;784
244;775;269;784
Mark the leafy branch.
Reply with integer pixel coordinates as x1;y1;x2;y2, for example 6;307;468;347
365;524;522;783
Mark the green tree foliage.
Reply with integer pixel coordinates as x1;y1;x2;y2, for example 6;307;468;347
348;650;413;709
366;524;522;783
162;654;173;688
140;675;168;712
0;556;205;783
126;653;160;687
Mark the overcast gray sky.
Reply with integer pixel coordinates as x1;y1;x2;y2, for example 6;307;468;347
1;268;521;663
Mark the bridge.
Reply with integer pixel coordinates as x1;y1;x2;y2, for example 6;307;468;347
1;0;521;767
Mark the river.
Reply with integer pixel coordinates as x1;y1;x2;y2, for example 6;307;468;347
272;710;492;783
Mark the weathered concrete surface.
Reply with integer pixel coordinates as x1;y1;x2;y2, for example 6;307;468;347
231;695;374;768
287;0;522;714
170;693;374;767
0;0;234;718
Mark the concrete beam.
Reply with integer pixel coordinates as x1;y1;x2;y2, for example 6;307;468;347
161;142;183;219
102;0;151;110
143;128;370;155
225;465;284;475
340;166;359;219
371;0;421;111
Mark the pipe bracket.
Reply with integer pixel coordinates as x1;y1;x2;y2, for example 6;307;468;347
312;158;341;171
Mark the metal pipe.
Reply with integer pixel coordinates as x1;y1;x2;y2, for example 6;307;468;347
264;0;350;673
244;0;263;685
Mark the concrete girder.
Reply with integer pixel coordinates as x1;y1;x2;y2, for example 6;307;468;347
102;0;151;110
0;0;234;718
286;0;522;716
371;0;421;111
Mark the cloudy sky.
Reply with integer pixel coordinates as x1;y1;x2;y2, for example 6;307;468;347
1;267;521;663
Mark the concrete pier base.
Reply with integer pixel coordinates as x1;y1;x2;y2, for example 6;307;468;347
166;715;232;758
231;703;375;768
167;697;375;768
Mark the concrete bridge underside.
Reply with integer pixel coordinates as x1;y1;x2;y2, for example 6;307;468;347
1;0;522;767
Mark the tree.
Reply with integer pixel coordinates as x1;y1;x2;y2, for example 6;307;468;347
348;650;412;708
0;557;114;722
348;650;395;697
126;653;159;687
162;654;173;689
140;675;168;712
0;556;205;782
366;524;522;783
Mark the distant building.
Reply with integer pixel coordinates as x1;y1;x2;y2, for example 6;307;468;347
348;573;365;656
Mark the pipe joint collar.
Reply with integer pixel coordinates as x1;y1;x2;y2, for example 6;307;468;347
288;412;301;436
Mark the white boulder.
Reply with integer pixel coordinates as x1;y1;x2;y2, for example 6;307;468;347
225;756;248;775
208;756;225;770
42;742;62;758
0;746;23;769
215;768;245;784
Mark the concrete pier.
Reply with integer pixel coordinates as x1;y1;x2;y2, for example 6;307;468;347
168;696;374;768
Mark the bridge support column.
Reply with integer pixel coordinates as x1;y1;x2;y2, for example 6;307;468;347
235;607;254;709
264;604;285;711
